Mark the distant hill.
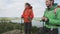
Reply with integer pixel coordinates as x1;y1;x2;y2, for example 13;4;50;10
0;17;41;20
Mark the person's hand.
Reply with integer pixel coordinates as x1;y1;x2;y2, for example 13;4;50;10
21;15;24;19
45;17;48;22
27;17;31;21
41;16;45;21
41;16;48;22
21;16;23;18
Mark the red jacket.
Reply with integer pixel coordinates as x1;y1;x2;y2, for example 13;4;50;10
22;6;34;22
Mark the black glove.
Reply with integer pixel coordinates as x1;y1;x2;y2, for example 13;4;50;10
21;16;24;18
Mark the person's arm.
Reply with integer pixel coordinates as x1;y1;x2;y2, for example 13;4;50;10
21;11;25;18
28;9;34;20
49;18;60;25
41;11;46;22
49;9;60;25
30;9;34;19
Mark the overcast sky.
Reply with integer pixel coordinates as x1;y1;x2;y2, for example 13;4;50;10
0;0;60;17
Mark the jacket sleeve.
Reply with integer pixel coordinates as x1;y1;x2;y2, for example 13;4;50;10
49;9;60;25
29;9;34;19
21;14;24;18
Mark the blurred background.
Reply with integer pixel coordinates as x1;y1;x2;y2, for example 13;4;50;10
0;0;60;34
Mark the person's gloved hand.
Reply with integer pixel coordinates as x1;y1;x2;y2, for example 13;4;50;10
41;16;49;22
45;17;49;23
27;17;32;21
41;16;45;22
21;16;24;19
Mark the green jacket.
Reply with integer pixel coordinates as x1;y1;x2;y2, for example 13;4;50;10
44;3;60;28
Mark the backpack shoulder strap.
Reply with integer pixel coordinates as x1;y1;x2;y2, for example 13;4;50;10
54;8;57;16
54;5;60;16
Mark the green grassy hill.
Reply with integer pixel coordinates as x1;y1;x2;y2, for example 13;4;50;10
0;22;21;34
0;17;39;34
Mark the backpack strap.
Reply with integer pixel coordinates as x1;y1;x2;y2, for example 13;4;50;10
54;8;57;16
54;5;60;16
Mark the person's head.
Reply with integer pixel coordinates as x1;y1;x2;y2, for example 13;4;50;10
25;3;31;8
45;0;54;7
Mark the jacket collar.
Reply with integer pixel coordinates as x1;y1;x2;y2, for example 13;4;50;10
46;3;58;11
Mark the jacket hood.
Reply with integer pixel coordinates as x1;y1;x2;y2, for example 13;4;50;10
25;6;32;9
28;6;32;9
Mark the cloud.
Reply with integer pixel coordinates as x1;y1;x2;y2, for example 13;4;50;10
0;0;25;17
0;0;60;17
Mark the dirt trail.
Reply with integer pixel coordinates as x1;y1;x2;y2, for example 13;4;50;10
2;29;24;34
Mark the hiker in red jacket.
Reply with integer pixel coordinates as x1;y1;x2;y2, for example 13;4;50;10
21;3;34;34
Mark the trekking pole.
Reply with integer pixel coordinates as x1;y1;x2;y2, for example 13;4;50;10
43;21;45;34
34;18;45;34
40;20;45;34
20;18;23;34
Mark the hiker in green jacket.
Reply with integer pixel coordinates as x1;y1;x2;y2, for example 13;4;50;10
41;0;60;34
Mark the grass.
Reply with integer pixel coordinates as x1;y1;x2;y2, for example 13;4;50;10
0;22;21;34
0;17;39;34
0;22;38;34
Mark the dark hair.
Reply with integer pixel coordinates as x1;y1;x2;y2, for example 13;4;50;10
50;0;54;4
50;0;54;1
25;3;31;6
